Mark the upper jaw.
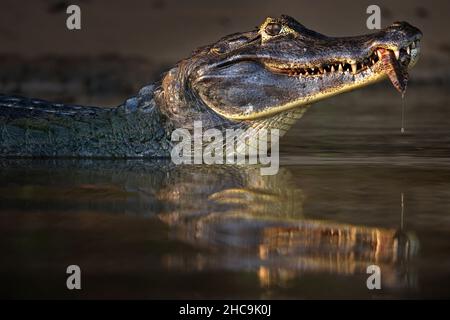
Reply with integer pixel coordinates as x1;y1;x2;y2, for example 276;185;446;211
262;37;421;78
262;20;423;78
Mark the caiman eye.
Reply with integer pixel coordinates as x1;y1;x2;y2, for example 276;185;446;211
265;23;282;36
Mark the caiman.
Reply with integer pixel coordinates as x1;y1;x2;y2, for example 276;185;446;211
0;15;422;157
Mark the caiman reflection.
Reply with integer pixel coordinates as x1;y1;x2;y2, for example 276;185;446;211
0;159;417;290
156;165;418;289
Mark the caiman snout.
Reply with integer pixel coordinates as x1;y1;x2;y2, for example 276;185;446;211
390;21;423;37
375;21;422;54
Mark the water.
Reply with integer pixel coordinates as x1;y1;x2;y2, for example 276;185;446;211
401;94;406;134
1;86;449;299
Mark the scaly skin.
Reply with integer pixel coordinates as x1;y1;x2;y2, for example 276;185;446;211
0;86;174;157
0;15;422;158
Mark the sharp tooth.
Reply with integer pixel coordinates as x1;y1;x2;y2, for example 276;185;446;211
411;41;416;49
371;58;375;64
331;65;335;72
338;64;343;72
318;66;324;73
377;49;383;60
351;62;357;74
394;49;400;60
407;46;411;55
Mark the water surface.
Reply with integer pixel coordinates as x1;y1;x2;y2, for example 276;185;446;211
1;85;449;299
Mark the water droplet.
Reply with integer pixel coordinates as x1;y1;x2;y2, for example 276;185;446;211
401;93;406;134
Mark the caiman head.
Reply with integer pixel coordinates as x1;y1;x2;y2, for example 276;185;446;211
156;15;422;134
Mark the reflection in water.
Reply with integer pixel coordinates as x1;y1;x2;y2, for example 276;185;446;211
0;159;418;291
159;168;419;289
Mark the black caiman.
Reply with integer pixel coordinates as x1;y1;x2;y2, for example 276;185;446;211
0;15;422;157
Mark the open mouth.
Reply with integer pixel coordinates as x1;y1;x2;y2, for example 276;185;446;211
264;39;421;94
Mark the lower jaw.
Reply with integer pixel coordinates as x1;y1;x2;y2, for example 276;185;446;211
248;71;389;119
228;56;418;121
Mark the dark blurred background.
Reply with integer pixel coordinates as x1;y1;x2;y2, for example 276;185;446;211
0;0;449;106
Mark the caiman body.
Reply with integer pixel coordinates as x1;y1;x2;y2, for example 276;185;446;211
0;86;173;157
0;15;422;157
